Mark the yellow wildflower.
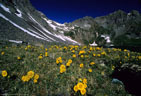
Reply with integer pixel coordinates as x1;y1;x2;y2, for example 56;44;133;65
1;51;5;55
101;71;105;76
45;52;48;57
84;83;87;88
79;50;85;55
68;59;72;63
72;54;76;58
72;50;75;53
59;59;62;63
97;54;101;57
88;69;92;72
25;47;28;51
22;75;30;82
77;82;84;90
90;47;93;51
27;45;31;48
60;64;66;69
73;85;78;92
66;62;71;67
83;78;87;84
93;54;96;56
90;62;95;65
33;79;38;83
96;47;101;50
22;76;26;82
112;66;115;70
60;65;66;73
81;55;84;58
128;53;130;57
80;88;86;95
34;74;39;80
138;56;141;60
56;57;62;64
101;51;106;55
27;71;34;78
78;78;83;82
38;55;43;59
17;56;21;60
80;63;84;68
124;49;128;52
56;60;60;64
60;68;66;73
2;70;7;77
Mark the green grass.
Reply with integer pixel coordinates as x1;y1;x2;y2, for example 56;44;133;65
0;41;140;96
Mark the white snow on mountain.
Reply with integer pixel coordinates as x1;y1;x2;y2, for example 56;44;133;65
0;3;11;13
54;21;65;27
84;24;91;28
0;7;80;45
0;13;45;40
9;40;23;44
101;35;111;43
54;34;66;41
63;36;81;45
28;14;80;44
96;32;99;37
27;28;51;42
127;13;131;16
59;31;64;34
15;9;22;18
43;18;57;30
105;36;111;43
43;17;73;31
90;41;97;46
28;14;56;41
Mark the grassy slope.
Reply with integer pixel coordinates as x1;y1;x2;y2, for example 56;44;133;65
0;41;141;96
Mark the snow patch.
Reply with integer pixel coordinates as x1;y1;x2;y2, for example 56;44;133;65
101;35;111;43
90;41;97;46
84;24;91;28
0;3;11;13
63;36;81;45
96;32;99;37
105;36;111;43
43;18;57;30
9;40;23;44
15;9;22;18
27;28;51;42
110;44;114;46
74;25;79;27
127;13;131;16
59;31;64;34
54;21;65;26
42;17;75;32
54;34;81;45
54;34;66;41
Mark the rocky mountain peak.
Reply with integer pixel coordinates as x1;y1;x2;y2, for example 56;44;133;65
130;10;140;16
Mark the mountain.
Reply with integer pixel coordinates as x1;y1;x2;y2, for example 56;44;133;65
66;10;141;46
0;0;80;46
0;0;141;46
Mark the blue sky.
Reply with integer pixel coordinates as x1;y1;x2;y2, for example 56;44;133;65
30;0;141;23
